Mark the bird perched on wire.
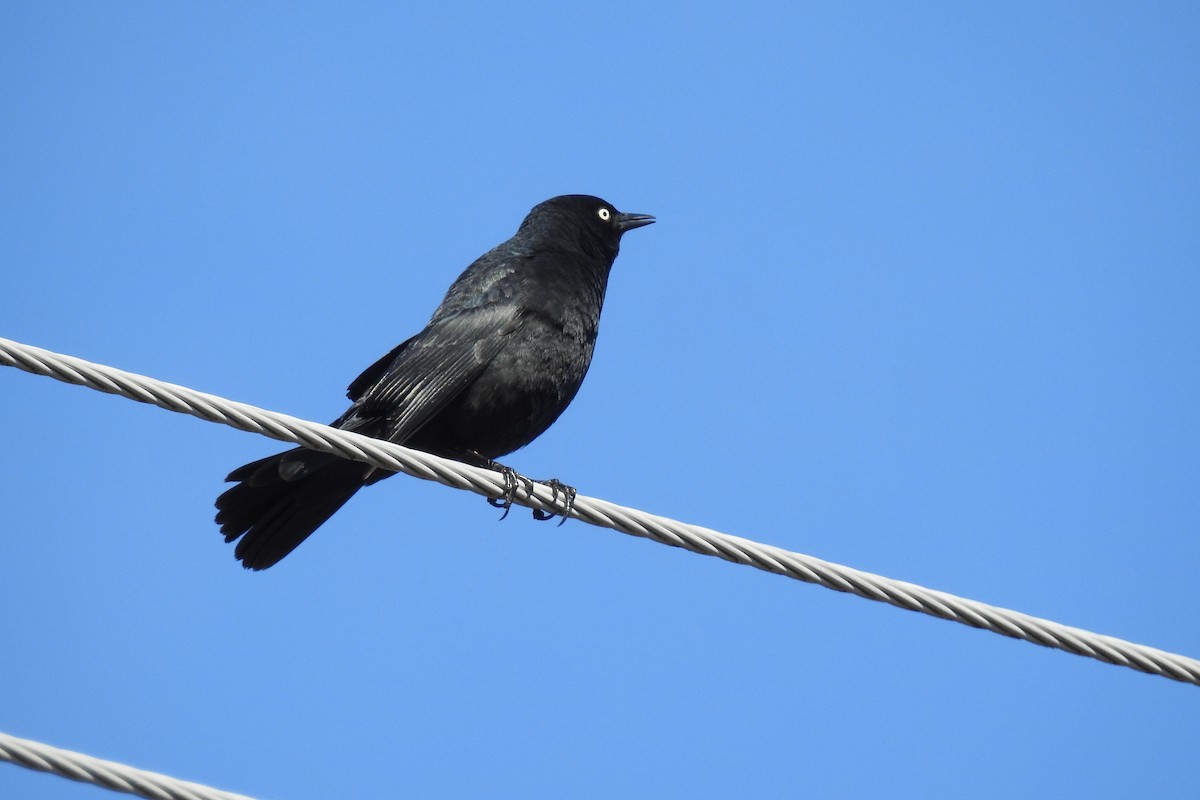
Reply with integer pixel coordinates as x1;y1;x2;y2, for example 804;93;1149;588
215;194;655;570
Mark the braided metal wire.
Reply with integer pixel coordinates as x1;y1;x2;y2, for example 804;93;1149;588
0;731;256;800
3;335;1198;686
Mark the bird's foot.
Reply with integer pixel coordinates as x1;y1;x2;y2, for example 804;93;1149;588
532;478;576;526
472;452;575;524
486;464;536;520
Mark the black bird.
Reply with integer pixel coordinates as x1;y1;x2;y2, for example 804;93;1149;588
215;194;654;570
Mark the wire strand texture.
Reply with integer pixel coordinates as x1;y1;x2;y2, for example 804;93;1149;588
2;335;1198;687
0;731;256;800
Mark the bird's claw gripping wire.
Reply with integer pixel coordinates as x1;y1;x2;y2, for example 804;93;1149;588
533;478;577;526
486;464;536;520
475;453;575;524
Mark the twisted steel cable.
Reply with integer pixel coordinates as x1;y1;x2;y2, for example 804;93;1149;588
3;335;1198;686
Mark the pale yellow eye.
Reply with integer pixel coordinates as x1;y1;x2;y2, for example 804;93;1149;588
597;208;611;221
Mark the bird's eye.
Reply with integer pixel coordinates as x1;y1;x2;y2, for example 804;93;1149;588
597;207;611;222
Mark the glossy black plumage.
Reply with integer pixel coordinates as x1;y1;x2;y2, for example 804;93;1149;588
215;195;654;569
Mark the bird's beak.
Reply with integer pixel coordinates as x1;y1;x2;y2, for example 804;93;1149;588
615;212;656;232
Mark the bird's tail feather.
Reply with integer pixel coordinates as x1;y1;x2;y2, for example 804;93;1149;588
215;448;369;570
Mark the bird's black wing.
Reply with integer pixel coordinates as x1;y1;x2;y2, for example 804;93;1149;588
216;306;521;570
336;301;524;444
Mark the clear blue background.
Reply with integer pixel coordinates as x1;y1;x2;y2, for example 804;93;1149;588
3;3;1197;798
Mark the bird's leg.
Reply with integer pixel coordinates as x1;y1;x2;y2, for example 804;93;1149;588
532;478;577;526
471;452;535;520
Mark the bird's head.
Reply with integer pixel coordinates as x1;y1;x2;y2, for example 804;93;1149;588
523;195;655;258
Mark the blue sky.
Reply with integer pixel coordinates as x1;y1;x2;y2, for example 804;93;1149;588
3;3;1198;798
